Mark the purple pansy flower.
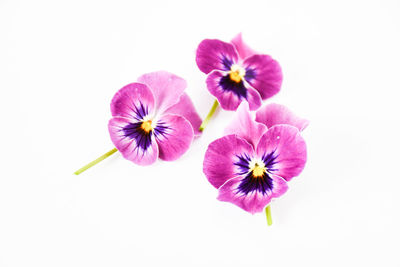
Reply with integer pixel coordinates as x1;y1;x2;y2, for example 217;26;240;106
203;103;308;213
196;33;283;111
108;71;202;166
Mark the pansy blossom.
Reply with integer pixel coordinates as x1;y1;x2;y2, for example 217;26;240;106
196;33;282;111
108;71;202;166
203;103;307;213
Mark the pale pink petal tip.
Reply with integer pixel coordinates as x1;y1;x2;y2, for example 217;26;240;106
165;93;203;137
230;33;257;59
256;103;309;131
224;102;267;148
137;71;187;114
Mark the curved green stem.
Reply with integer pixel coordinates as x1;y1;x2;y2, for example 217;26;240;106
74;148;118;175
199;100;219;132
265;205;272;226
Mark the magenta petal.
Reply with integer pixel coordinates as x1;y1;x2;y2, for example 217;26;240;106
110;83;155;119
256;125;307;181
224;102;267;148
203;135;254;189
206;70;242;111
218;176;271;214
217;173;288;214
155;114;193;161
206;70;262;111
108;117;159;166
196;39;239;74
270;175;289;198
230;33;257;60
256;103;309;131
164;93;203;137
137;71;187;114
243;54;283;100
246;85;263;111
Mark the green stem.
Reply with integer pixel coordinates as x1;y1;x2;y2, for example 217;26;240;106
199;100;219;132
74;148;118;175
265;205;273;226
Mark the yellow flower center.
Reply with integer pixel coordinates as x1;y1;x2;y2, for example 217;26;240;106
252;162;266;177
141;120;153;133
229;64;246;83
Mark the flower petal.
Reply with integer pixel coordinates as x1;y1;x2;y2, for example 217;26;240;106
270;175;289;198
108;117;159;166
230;33;257;60
224;102;267;148
256;103;309;131
137;71;187;114
196;39;239;74
203;135;254;189
256;125;307;181
217;174;288;214
164;93;203;137
206;70;262;111
154;114;194;161
110;83;155;120
246;84;263;111
243;54;283;100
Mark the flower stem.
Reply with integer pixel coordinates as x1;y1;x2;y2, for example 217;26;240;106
74;148;118;175
199;100;219;132
265;205;273;226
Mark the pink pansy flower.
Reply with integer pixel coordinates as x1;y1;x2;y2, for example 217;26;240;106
196;33;283;111
108;71;202;166
203;103;307;214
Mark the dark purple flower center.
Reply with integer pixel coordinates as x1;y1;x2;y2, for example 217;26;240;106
234;151;279;195
121;102;169;151
123;121;153;151
237;171;274;196
219;75;248;99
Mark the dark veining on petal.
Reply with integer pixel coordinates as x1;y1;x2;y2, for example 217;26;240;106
153;121;170;139
262;150;279;172
234;154;252;175
237;171;274;196
234;151;278;196
221;55;233;71
130;102;149;121
244;67;256;82
122;122;153;151
219;75;247;99
121;101;156;151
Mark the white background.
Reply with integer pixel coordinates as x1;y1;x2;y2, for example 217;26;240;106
1;0;400;266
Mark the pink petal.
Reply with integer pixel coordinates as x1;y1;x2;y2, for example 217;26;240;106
246;84;263;111
110;83;155;120
203;135;254;189
137;71;187;114
155;114;194;161
256;125;307;181
230;33;257;60
164;93;203;137
256;103;309;131
224;102;267;148
217;174;288;214
243;54;283;100
196;39;239;74
270;175;289;198
108;117;159;166
206;70;262;111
